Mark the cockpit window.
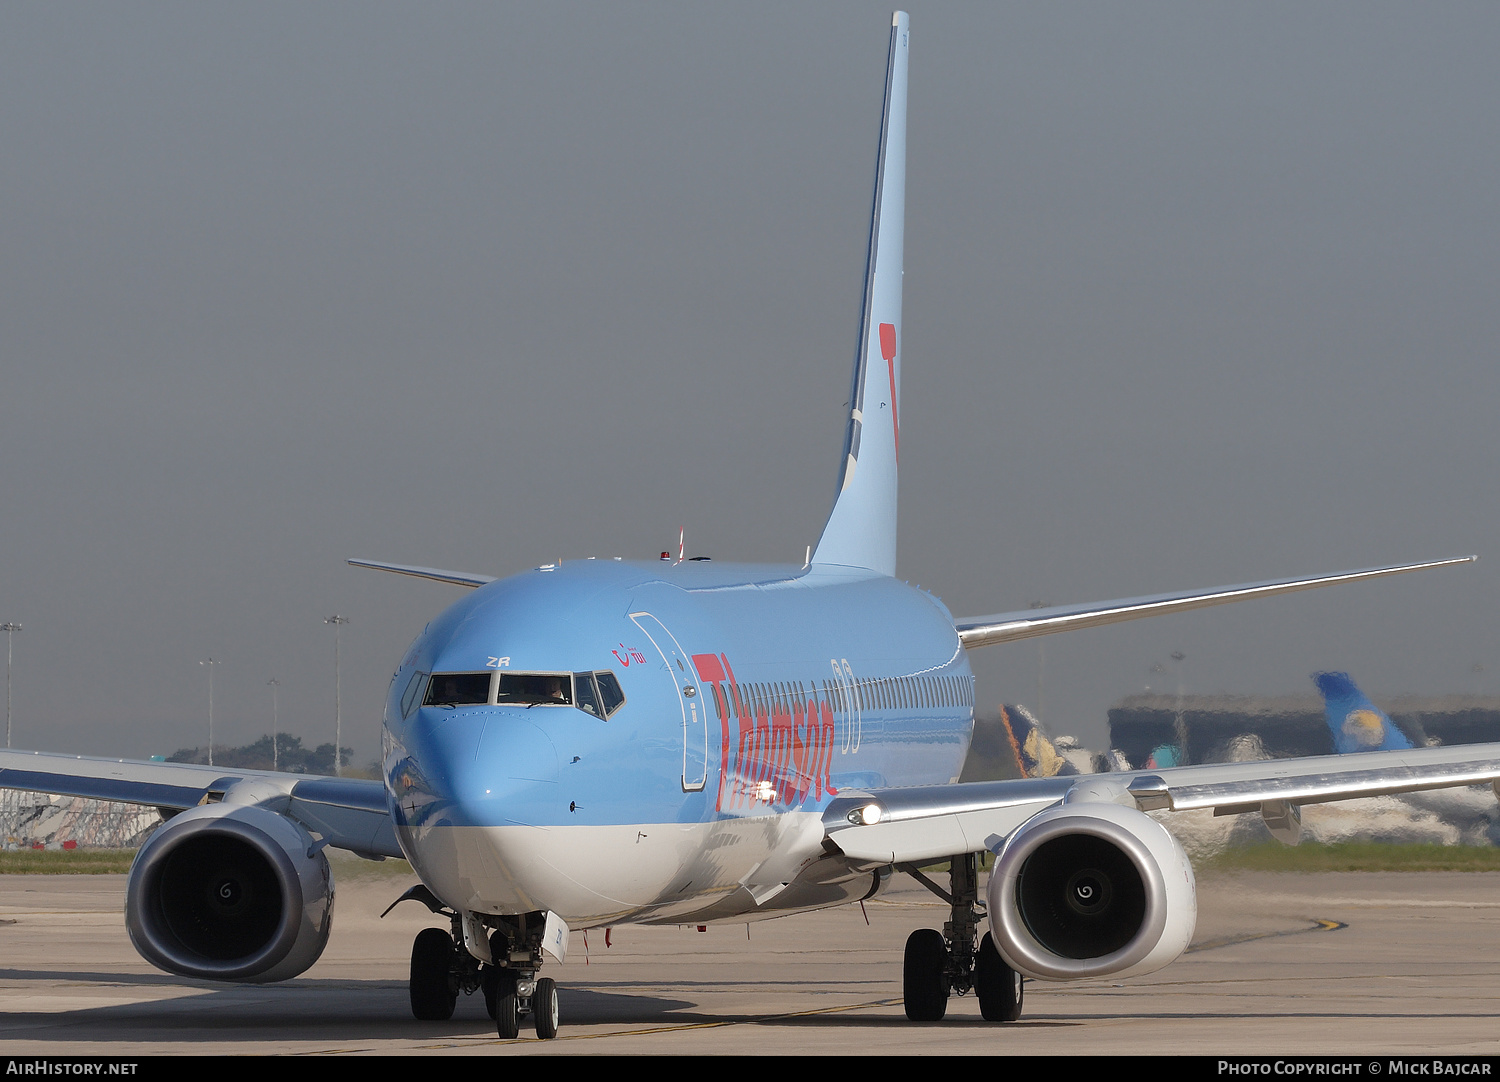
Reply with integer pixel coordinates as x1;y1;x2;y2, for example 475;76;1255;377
595;671;625;717
401;671;429;718
413;669;624;715
573;672;603;717
424;672;491;707
496;673;572;707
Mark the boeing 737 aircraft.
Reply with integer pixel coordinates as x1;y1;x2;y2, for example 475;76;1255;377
3;12;1499;1040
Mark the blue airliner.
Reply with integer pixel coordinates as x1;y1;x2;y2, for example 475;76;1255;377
1;11;1497;1040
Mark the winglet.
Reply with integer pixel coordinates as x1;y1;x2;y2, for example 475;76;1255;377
812;12;909;577
1314;672;1414;753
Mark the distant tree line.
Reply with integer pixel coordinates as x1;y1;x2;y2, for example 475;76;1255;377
167;734;360;776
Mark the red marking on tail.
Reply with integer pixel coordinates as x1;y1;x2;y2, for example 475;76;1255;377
880;323;899;459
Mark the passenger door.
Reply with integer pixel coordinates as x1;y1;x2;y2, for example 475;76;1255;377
629;612;708;791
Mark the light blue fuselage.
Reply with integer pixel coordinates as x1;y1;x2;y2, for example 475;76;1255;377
382;559;973;925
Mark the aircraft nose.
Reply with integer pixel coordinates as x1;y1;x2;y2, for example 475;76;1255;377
401;708;562;828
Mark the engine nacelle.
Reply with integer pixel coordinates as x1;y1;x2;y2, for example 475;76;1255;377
126;803;334;983
987;801;1195;981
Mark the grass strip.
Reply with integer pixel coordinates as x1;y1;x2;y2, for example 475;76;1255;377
0;847;415;877
5;841;1497;876
0;849;138;874
1200;840;1500;874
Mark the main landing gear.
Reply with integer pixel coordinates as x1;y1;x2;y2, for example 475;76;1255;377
388;886;562;1040
897;853;1024;1023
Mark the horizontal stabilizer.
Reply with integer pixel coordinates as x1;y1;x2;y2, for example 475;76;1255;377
347;558;496;589
954;556;1476;649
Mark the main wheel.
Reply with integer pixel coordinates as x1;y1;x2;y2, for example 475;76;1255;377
533;977;560;1039
409;928;457;1021
903;928;949;1021
975;932;1024;1022
496;991;521;1039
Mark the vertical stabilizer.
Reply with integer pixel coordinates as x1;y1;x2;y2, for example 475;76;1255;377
812;12;908;576
1314;672;1414;753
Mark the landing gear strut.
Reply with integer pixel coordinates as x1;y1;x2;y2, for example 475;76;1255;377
898;853;1024;1023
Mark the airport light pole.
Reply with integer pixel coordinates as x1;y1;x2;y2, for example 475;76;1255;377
1;623;20;748
267;678;280;771
200;658;220;766
1028;601;1048;722
325;616;349;776
1170;650;1187;762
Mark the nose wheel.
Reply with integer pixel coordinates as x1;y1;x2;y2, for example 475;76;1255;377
496;986;521;1039
533;977;560;1039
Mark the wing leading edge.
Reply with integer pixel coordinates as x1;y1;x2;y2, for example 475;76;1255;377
0;749;400;859
823;741;1500;866
347;558;496;589
953;555;1476;649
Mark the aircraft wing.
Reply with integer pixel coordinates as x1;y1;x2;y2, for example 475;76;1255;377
0;749;401;859
821;741;1500;866
952;556;1476;648
347;558;497;588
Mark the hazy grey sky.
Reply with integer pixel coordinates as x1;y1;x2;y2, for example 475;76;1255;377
2;2;1497;761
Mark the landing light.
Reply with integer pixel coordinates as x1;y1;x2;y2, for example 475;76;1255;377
847;803;883;826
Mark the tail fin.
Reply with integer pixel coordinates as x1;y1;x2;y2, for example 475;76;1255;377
999;704;1081;778
812;12;908;576
1313;672;1414;753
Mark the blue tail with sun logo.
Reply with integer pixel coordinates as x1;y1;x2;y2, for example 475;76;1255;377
1313;672;1414;753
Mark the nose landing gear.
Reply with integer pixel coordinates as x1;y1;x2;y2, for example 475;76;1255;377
387;887;562;1039
490;969;559;1039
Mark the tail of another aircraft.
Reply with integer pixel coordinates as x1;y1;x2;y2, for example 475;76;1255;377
997;705;1081;779
812;12;908;577
1314;672;1414;753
